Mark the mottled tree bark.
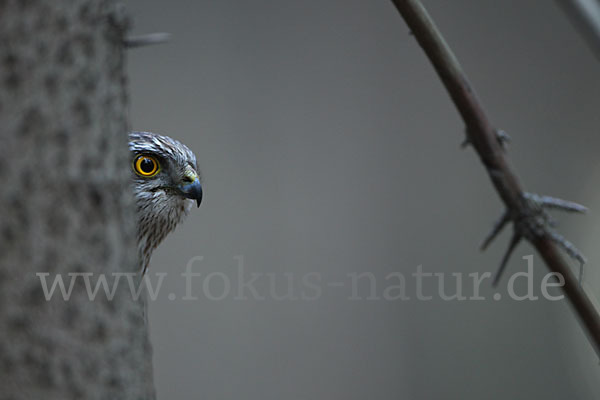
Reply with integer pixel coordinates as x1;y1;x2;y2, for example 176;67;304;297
0;1;155;399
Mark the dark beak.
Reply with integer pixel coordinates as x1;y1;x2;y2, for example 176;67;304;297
179;178;203;207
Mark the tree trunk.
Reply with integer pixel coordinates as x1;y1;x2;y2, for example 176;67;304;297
0;1;155;399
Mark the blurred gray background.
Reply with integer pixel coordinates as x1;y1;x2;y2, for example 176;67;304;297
126;1;600;399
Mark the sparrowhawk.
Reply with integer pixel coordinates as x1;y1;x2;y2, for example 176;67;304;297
129;132;203;273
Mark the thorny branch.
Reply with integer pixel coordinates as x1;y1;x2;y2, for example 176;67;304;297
390;0;600;356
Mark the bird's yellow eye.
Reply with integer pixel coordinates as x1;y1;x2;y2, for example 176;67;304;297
134;155;160;177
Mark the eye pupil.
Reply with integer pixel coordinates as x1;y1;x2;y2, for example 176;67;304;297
140;158;155;173
134;156;158;177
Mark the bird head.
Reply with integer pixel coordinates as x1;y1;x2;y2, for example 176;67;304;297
129;131;203;208
128;131;202;272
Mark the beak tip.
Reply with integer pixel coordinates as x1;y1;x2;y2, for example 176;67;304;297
196;186;203;208
179;179;203;208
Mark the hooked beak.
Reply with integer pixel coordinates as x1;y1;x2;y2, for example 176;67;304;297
179;177;203;207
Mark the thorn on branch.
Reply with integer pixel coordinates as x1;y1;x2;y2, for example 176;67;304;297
523;193;588;214
548;231;587;266
461;128;510;149
548;230;587;284
482;192;588;284
495;129;510;148
493;233;521;286
480;210;509;251
124;32;171;48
